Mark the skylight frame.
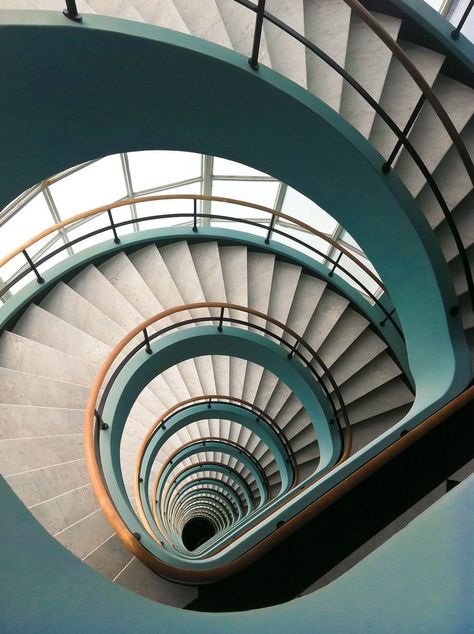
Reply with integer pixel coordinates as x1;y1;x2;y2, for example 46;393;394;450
0;150;382;304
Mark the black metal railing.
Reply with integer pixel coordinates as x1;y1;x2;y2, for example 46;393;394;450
93;306;352;454
53;0;473;315
238;0;474;314
0;195;403;338
152;395;298;480
451;0;474;39
87;303;355;550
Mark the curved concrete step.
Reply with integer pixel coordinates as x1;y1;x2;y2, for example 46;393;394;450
339;11;401;139
304;0;352;113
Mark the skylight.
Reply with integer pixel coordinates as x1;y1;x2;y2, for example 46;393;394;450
0;150;383;303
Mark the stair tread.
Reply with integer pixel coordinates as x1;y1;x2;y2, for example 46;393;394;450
263;0;307;88
173;0;232;48
369;39;444;159
129;0;190;32
394;75;474;197
304;0;352;113
339;11;401;139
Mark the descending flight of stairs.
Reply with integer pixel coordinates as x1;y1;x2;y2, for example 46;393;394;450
1;0;472;351
0;0;472;608
0;241;414;603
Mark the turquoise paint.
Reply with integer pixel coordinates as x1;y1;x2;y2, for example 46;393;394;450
155;440;268;524
165;465;253;515
0;12;469;411
176;497;230;527
98;326;338;567
170;490;242;546
139;401;293;531
172;488;239;523
167;479;252;555
0;10;470;618
1;473;472;632
170;481;244;521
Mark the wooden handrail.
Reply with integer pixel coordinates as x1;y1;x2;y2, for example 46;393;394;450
86;369;473;582
0;193;384;292
342;0;474;186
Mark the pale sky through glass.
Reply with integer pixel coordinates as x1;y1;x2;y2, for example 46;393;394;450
0;151;382;302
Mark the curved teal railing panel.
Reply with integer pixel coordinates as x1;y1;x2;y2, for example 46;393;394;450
97;326;338;567
170;488;240;525
141;401;293;517
0;8;470;598
140;400;294;545
155;440;268;517
166;465;253;517
0;12;468;410
169;480;244;522
1;473;473;632
168;478;243;521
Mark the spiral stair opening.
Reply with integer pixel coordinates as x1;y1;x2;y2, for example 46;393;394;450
0;0;473;629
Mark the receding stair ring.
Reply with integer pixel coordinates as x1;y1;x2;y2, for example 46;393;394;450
165;462;254;519
170;485;243;530
170;482;244;530
154;437;269;549
134;395;297;540
151;437;272;546
84;302;352;573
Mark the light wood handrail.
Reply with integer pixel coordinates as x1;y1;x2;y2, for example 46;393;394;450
0;193;385;292
342;0;474;186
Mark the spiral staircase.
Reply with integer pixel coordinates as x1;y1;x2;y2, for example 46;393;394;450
0;0;473;630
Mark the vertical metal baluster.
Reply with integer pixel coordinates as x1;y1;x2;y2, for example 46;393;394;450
382;95;426;173
22;249;44;284
193;198;198;233
265;214;276;244
95;410;108;430
248;0;267;70
328;252;343;277
63;0;82;21
451;0;474;39
143;328;152;354
217;307;225;332
107;209;120;244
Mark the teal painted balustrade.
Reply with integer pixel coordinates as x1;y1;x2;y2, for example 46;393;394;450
1;472;472;632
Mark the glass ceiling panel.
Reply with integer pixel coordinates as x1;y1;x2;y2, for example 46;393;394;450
136;182;200;229
211;180;279;215
282;187;338;235
339;228;361;250
0;194;53;259
213;157;269;178
423;0;444;10
335;253;381;298
0;149;381;304
128;150;201;193
50;154;126;217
